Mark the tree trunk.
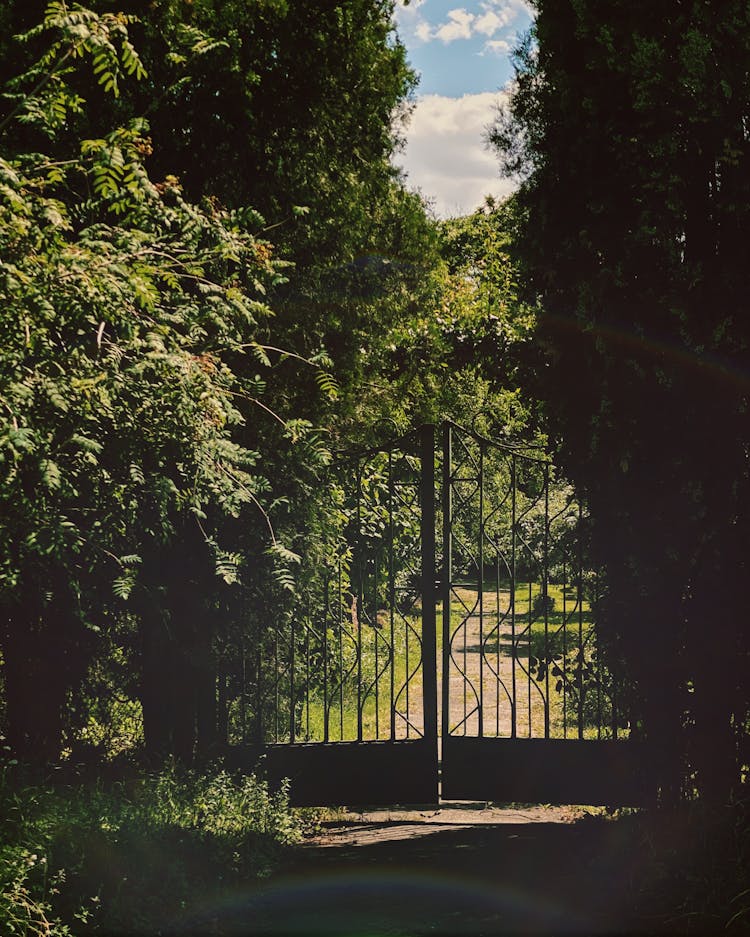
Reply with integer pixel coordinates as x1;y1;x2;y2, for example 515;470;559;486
1;576;86;764
137;532;219;766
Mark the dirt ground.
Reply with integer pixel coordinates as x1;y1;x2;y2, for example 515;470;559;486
304;801;585;847
172;597;693;936
441;586;548;739
182;801;704;937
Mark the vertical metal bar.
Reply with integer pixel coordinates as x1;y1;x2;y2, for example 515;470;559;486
372;555;380;739
578;500;584;740
612;601;619;743
463;439;468;734
305;611;311;741
478;442;485;737
442;422;452;741
510;456;517;739
597;640;603;741
496;551;501;737
405;566;410;739
463;578;468;737
595;564;602;740
544;462;550;739
362;578;367;742
562;559;568;739
339;560;344;740
274;628;279;742
389;451;396;740
356;463;363;742
323;574;329;743
420;423;438;746
375;545;380;739
528;577;532;736
290;611;296;744
256;645;263;743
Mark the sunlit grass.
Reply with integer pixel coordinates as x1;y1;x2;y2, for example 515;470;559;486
299;580;627;743
445;581;626;740
301;602;425;742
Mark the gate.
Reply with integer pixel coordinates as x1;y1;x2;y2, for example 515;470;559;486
232;422;650;806
439;421;649;806
229;425;438;806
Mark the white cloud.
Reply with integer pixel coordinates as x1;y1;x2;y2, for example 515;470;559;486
506;0;535;16
435;9;475;42
394;92;516;217
482;38;511;55
402;1;528;47
475;9;510;36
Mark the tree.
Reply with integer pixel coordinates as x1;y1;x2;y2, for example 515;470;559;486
434;198;540;434
0;1;441;765
0;2;547;767
0;0;419;265
491;0;750;799
0;3;307;760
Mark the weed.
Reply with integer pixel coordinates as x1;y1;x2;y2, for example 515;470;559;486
0;751;306;935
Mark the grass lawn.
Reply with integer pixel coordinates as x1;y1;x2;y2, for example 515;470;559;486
298;581;624;743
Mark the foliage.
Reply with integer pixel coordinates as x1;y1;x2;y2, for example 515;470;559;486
0;0;544;775
584;798;750;932
315;197;542;444
0;748;304;935
0;0;419;267
0;1;316;761
490;0;750;800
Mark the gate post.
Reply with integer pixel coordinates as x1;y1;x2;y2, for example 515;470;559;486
441;421;452;742
420;424;438;747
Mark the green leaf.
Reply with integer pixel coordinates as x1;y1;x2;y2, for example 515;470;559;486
129;463;145;485
70;434;103;454
119;554;141;567
40;458;61;489
314;370;339;401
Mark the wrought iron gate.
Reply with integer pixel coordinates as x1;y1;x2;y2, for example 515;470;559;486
230;425;438;806
439;421;649;805
233;422;650;806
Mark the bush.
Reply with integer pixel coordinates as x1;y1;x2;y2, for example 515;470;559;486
0;752;305;935
531;591;555;616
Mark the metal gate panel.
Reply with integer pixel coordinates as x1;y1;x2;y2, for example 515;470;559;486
228;425;438;807
229;420;653;806
440;421;651;806
234;738;436;806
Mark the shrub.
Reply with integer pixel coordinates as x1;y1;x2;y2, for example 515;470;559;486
531;591;555;616
0;754;304;935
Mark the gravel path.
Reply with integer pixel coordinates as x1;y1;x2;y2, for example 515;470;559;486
442;586;547;739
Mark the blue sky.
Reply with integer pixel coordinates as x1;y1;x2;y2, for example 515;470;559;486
392;0;534;216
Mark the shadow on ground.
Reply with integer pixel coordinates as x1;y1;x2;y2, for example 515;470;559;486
174;804;705;937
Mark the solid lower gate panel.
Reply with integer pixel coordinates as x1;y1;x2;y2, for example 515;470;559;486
230;739;438;806
441;736;654;806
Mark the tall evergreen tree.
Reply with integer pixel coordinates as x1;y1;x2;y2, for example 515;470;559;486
491;0;750;799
